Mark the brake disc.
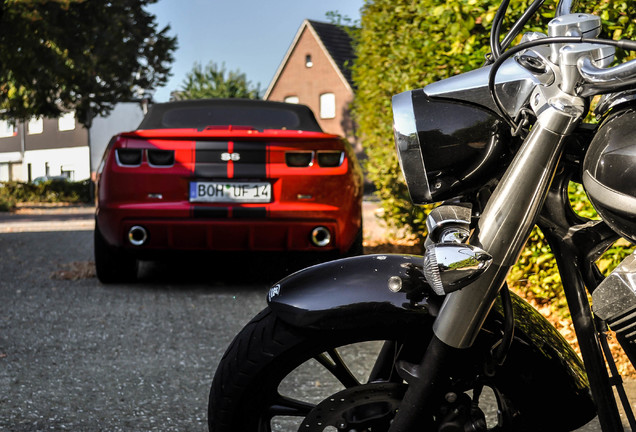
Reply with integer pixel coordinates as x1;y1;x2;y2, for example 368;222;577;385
300;382;406;431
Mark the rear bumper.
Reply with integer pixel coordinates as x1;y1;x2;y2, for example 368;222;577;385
119;219;341;251
96;205;360;254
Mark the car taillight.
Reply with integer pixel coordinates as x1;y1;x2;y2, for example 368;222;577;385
116;149;142;166
147;149;175;167
286;151;314;167
317;151;344;167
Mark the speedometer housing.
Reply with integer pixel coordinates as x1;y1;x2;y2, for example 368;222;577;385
393;89;515;205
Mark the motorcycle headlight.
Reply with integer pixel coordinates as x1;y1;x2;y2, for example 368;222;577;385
392;89;515;205
393;90;432;203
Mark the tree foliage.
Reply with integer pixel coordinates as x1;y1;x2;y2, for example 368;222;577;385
178;61;261;100
0;0;177;126
352;0;636;237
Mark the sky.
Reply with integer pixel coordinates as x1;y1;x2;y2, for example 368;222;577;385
147;0;365;102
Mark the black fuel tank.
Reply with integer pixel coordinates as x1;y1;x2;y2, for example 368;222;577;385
583;105;636;243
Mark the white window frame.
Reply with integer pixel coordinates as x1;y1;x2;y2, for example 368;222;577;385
319;93;336;119
28;117;43;135
58;112;76;131
284;96;299;104
0;120;17;138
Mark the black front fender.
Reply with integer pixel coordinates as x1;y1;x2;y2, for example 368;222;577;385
267;253;595;430
267;254;439;330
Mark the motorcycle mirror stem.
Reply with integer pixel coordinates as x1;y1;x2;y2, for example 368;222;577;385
556;0;577;16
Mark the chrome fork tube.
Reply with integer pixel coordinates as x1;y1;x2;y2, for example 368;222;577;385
433;103;584;348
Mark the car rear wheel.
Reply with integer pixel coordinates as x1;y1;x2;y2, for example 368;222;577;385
94;224;138;284
345;224;364;257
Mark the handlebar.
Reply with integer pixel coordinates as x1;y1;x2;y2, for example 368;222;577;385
578;56;636;97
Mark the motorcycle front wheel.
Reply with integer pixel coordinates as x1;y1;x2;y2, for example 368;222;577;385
208;308;507;431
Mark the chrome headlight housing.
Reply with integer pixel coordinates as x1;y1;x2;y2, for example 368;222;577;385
393;90;432;203
392;89;514;205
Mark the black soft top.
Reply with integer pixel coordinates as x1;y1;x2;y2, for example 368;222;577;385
138;99;323;132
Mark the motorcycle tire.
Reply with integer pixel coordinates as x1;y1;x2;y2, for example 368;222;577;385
208;307;415;431
208;307;511;431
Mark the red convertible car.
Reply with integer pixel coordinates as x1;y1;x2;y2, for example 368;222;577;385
94;99;363;283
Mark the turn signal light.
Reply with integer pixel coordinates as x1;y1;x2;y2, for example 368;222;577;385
423;243;492;296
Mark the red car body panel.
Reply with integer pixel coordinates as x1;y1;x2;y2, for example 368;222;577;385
96;122;363;257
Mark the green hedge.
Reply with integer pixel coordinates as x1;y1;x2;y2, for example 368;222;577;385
0;179;93;211
353;0;636;238
352;0;636;313
508;182;635;315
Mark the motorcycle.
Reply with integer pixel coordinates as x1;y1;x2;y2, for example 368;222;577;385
208;0;636;430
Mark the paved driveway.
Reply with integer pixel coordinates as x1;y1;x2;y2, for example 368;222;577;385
0;207;269;431
0;204;631;431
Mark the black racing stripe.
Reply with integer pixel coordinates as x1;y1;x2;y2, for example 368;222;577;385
233;207;267;219
195;141;228;178
193;207;229;218
233;141;266;178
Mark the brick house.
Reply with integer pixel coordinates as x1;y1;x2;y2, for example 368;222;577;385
265;20;358;149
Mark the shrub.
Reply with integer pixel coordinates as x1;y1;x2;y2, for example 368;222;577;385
353;0;636;237
353;0;636;314
0;179;93;210
507;182;635;316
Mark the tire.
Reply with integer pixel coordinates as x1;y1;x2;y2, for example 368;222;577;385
208;308;513;431
94;225;138;284
345;225;364;257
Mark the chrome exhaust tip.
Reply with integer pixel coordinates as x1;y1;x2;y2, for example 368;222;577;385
128;225;148;246
310;226;331;247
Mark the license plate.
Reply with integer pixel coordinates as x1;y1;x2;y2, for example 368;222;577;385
189;182;272;203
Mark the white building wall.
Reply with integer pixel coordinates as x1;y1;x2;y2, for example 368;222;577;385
22;146;91;181
0;102;145;182
90;103;145;173
0;152;24;182
0;163;9;182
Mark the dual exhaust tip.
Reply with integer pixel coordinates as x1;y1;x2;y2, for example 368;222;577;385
310;226;331;247
128;225;332;248
128;225;148;246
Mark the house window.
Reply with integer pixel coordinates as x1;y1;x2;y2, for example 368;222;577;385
0;120;17;138
305;54;313;68
284;96;299;104
320;93;336;119
58;112;76;131
28;117;43;134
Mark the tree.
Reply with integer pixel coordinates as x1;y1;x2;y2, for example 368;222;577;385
0;0;177;126
178;61;261;100
352;0;636;238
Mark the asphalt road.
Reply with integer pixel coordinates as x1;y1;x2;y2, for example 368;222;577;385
0;204;631;431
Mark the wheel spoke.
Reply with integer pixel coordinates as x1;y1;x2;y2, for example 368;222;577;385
369;341;399;382
268;394;315;417
315;348;360;388
257;416;272;432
